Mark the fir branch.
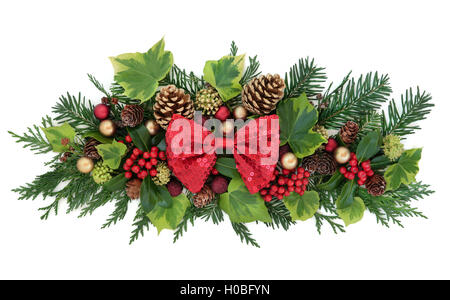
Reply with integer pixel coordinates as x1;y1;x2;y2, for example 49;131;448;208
231;222;260;248
319;72;392;129
264;200;295;230
382;87;433;137
230;41;238;56
52;92;99;134
240;55;261;86
129;205;151;245
160;64;205;98
101;195;130;229
356;111;382;140
8;116;53;154
109;82;141;105
284;58;327;99
87;73;111;97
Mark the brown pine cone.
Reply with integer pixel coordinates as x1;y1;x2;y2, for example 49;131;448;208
126;179;142;200
153;85;194;129
366;174;386;196
242;74;285;115
316;152;337;175
83;138;101;160
121;104;144;127
302;153;320;173
340;121;359;144
193;185;215;208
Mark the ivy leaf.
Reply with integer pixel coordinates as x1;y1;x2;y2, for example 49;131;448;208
215;157;241;179
384;148;422;191
42;122;76;153
337;196;365;226
219;178;271;223
83;131;113;144
203;54;245;101
95;140;127;170
140;177;173;213
277;93;327;158
356;130;382;162
109;38;173;102
147;194;190;233
283;191;320;221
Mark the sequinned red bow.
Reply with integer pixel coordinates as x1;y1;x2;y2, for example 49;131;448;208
166;114;279;194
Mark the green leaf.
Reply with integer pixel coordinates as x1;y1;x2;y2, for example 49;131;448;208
336;180;358;209
103;173;127;192
219;178;271;223
283;191;320;221
203;54;245;101
83;131;113;144
317;172;344;191
356;130;382;162
140;176;173;213
95;140;127;170
384;148;422;191
370;155;393;170
277;93;327;158
127;124;152;152
147;193;190;233
42;122;76;152
337;196;365;226
215;157;240;179
109;38;173;102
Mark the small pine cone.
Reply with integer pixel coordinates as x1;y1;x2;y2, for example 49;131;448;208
153;85;194;129
121;104;144;127
126;179;142;200
195;87;223;115
60;152;72;162
113;120;125;129
110;97;119;105
101;97;109;105
316;152;337;175
340;121;359;144
302;153;320;173
193;185;215;208
242;74;285;115
366;174;386;196
84;138;101;160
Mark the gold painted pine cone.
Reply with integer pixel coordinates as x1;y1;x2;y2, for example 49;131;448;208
242;74;286;115
153;85;194;129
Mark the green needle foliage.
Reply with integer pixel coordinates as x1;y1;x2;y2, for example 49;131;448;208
231;222;260;248
9;116;54;154
284;58;327;99
264;200;295;231
129;204;151;245
159;64;205;98
88;73;111;98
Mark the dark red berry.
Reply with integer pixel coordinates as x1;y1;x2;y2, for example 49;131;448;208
260;189;268;196
150;158;158;165
145;162;152;169
167;180;183;197
367;169;374;177
302;178;309;185
347;173;355;180
349;159;358;167
158;151;166;160
125;158;134;166
211;176;229;194
264;195;272;202
288;186;295;192
304;171;310;178
138;159;146;167
211;168;219;175
351;166;358;174
277;178;285;185
133;148;141;156
123;164;131;171
150;151;158;158
139;170;148;179
151;146;159;152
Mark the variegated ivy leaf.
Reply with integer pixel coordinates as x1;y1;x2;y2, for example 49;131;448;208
42;122;76;153
203;54;245;101
109;38;173;102
147;193;190;234
95;140;127;170
277;93;327;158
283;191;320;221
384;148;422;191
337;196;365;226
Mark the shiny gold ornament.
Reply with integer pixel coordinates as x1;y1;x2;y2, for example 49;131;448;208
233;105;248;120
99;120;116;137
145;120;160;136
77;157;94;174
281;152;298;170
334;146;351;164
221;120;234;135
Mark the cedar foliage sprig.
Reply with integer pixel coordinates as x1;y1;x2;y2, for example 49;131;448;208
8;116;54;154
129;204;151;245
231;222;260;248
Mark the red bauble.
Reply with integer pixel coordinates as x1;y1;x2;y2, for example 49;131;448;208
211;176;228;194
167;180;183;197
325;138;338;152
214;106;231;121
94;104;110;120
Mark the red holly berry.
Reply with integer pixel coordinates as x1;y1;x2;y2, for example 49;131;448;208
277;178;285;186
288;186;295;192
358;171;367;179
284;191;291;197
125;135;132;143
145;162;152;169
297;167;305;174
123;164;131;171
351;166;359;174
299;190;305;196
149;168;158;177
302;178;309;185
325;138;338;152
118;140;124;144
350;152;357;159
125;172;132;179
264;195;272;202
304;171;310;178
158;151;166;160
130;154;137;161
349;159;358;167
358;179;364;186
278;187;285;194
125;158;134;166
347;173;355;180
150;158;158;165
133;148;141;156
151;146;159;152
131;165;141;174
150;151;158;158
138;159;146;167
294;187;302;193
212;168;219;175
367;169;374;177
340;167;347;174
295;180;302;187
282;169;291;175
143;152;151;159
273;170;279;176
287;179;294;186
291;174;297;180
260;189;268;196
277;194;284;200
139;170;148;179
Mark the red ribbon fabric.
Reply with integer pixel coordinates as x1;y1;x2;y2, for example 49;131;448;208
166;114;279;194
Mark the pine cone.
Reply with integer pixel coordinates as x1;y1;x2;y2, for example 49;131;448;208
242;74;285;115
126;179;142;200
121;104;144;127
193;185;215;208
84;138;101;160
339;121;359;144
366;174;386;196
153;85;194;129
302;153;320;173
302;152;337;175
195;87;223;115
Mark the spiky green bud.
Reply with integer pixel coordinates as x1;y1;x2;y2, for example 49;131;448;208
92;161;113;184
152;162;171;186
195;87;223;115
383;134;404;161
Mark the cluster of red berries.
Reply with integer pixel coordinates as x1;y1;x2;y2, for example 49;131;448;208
121;135;166;180
259;167;310;202
339;152;374;186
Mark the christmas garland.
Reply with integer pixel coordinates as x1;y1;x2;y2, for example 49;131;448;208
10;38;434;247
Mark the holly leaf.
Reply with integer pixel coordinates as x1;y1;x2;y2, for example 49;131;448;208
219;178;271;223
336;180;358;210
147;193;190;233
109;38;173;102
283;191;320;221
337;196;365;226
203;54;245;101
95;140;127;170
277;93;327;158
384;148;422;191
356;130;382;162
317;172;344;191
42;122;76;152
215;157;241;179
140;176;173;213
103;173;127;192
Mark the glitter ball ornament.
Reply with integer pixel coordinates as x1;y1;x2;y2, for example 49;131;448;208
334;146;351;164
221;120;234;135
77;157;94;174
281;152;298;170
92;161;113;184
233;105;248;120
99;119;116;137
152;162;171;186
195;87;223;115
144;120;160;136
94;104;110;120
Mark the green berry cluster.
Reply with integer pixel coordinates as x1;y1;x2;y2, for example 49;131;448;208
152;162;171;186
92;161;113;184
383;134;404;161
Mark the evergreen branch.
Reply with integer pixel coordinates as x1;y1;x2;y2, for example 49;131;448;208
386;181;434;202
8;116;54;154
87;73;111;97
240;55;261;85
314;213;346;234
319;72;392;129
109;83;141;105
38;198;60;220
264;200;295;230
284;58;327;99
101;195;130;229
230;41;238;56
356;111;382;141
160;64;205;98
231;222;260;248
129;205;151;245
382;87;433;137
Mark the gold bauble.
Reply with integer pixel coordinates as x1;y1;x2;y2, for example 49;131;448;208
233;105;248;120
334;146;351;164
281;152;298;170
221;120;234;135
99;120;116;137
145;120;160;136
77;157;94;174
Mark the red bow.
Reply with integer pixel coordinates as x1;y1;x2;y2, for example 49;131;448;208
166;114;279;194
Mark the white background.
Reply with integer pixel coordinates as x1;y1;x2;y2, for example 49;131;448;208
0;0;448;280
